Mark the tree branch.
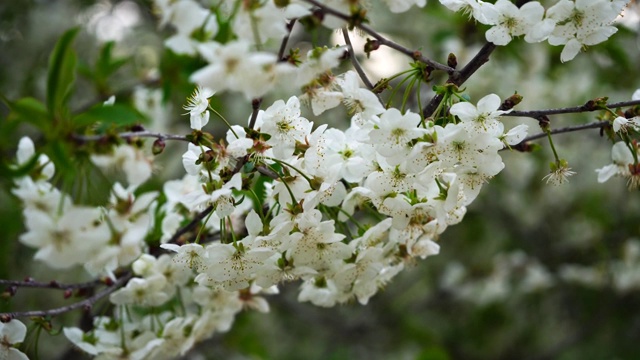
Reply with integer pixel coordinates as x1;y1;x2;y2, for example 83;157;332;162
278;19;297;61
0;273;132;319
508;121;610;152
303;0;454;74
163;205;214;247
424;42;497;117
0;278;102;290
342;27;375;90
504;99;640;118
71;130;189;143
249;98;262;130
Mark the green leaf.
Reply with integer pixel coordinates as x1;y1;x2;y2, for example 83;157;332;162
0;150;40;179
73;103;146;130
96;42;129;77
46;27;79;119
6;97;49;131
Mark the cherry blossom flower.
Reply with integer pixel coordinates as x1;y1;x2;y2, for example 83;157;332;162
162;0;218;55
483;0;551;45
260;96;313;160
613;116;640;133
547;0;625;62
596;141;639;188
110;275;170;306
449;93;511;134
0;319;28;360
183;86;215;130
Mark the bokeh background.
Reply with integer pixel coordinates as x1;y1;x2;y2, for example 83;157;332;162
1;0;640;359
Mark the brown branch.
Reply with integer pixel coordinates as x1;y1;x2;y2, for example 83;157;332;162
162;205;214;247
342;27;375;90
424;42;497;117
278;19;297;61
303;0;454;74
504;99;640;119
249;98;262;130
424;0;533;118
0;273;132;319
507;121;609;152
71;130;189;143
0;278;102;290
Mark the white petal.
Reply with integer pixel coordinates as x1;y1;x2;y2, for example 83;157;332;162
486;26;512;46
560;39;582;62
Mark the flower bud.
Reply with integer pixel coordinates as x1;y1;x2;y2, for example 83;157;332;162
364;39;380;59
447;53;457;69
537;115;550;131
131;124;145;132
584;97;608;111
152;138;166;155
499;93;523;111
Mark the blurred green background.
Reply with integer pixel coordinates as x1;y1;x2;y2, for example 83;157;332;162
1;0;640;359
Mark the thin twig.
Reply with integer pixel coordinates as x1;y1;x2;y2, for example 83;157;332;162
0;278;102;290
424;42;497;117
505;121;609;152
520;121;609;142
303;0;454;74
249;98;262;130
278;19;297;61
0;273;132;319
71;131;189;143
342;28;374;89
425;0;533;117
504;99;640;118
163;205;214;246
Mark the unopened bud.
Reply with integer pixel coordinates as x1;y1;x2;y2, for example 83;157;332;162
152;138;166;155
537;115;551;131
75;288;89;297
584;97;608;111
131;124;145;132
447;53;457;69
64;289;73;299
0;314;11;323
364;39;380;59
499;93;524;111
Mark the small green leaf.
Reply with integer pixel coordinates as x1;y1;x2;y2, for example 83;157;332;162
0;151;39;179
6;97;49;131
46;27;79;120
94;41;130;93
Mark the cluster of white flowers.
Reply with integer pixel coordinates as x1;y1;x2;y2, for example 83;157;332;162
596;90;640;189
153;0;432;100
10;81;525;358
12;137;159;280
440;0;628;61
160;77;528;311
